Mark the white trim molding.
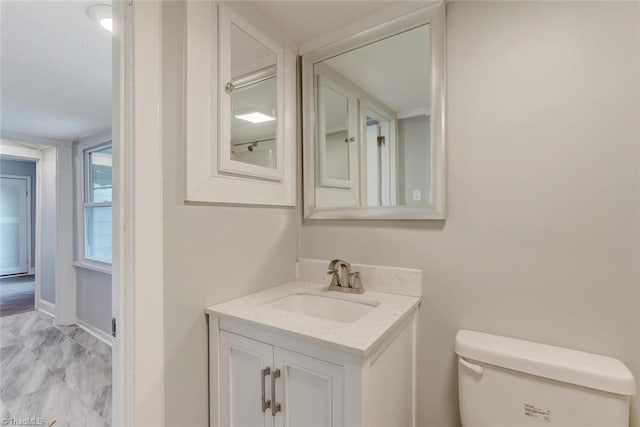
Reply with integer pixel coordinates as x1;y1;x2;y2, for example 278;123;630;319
0;132;71;149
73;261;112;275
73;130;113;272
112;1;165;426
77;319;113;347
38;299;56;318
111;0;132;424
0;142;43;160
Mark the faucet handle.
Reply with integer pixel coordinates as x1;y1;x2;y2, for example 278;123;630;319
348;272;363;291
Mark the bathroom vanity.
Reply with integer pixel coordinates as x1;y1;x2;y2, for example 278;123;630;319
205;261;422;427
191;0;439;421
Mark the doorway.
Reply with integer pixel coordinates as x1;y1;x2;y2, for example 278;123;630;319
0;175;31;276
0;1;114;424
0;158;37;317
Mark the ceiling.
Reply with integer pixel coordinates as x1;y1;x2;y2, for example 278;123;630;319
239;1;425;47
0;1;429;142
1;1;112;142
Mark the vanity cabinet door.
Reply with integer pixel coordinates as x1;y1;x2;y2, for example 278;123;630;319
220;332;274;427
273;347;345;427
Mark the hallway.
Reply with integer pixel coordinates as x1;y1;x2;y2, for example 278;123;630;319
0;311;111;426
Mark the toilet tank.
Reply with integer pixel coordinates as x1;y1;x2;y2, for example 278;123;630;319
455;330;636;427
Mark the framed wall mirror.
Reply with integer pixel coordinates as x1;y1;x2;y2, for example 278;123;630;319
302;3;445;219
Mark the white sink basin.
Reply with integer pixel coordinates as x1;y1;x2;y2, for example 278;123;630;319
267;292;379;323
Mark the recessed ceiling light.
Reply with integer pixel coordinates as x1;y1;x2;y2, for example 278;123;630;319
234;112;276;124
87;4;113;33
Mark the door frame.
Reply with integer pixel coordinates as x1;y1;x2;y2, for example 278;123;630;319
0;174;31;276
0;144;44;314
0;140;76;323
112;0;165;425
2;1;165;423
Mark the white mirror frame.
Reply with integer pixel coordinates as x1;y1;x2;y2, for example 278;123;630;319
302;2;445;220
185;2;296;206
218;5;285;181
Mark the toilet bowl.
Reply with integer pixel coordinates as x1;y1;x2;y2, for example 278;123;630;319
455;330;636;427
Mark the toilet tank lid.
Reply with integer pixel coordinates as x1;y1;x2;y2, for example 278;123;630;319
455;330;636;396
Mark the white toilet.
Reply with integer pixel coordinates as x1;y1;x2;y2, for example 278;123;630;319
455;330;636;426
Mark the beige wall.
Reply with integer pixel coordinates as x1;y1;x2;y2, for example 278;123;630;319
398;115;430;205
159;1;640;426
303;2;640;426
161;3;298;425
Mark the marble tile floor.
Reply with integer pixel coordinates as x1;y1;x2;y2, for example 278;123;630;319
0;310;111;426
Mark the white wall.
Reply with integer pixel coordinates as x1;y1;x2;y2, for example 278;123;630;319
302;2;640;426
161;3;298;425
40;147;57;304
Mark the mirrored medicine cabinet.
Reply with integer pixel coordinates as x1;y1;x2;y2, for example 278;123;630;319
185;2;296;206
302;3;446;220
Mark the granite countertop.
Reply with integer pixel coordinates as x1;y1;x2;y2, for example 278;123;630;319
205;281;421;357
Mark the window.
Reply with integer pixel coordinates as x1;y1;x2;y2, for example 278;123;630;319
83;144;112;264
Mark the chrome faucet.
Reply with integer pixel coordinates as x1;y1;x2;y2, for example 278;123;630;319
327;259;364;294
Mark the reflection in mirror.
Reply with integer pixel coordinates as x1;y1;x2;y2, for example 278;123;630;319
314;24;430;208
322;86;349;181
365;112;393;207
229;23;277;169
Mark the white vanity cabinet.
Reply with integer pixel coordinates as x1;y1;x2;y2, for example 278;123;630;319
219;331;345;427
206;283;420;427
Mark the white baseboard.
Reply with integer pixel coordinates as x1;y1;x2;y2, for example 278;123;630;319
36;300;112;347
38;300;55;317
77;319;113;347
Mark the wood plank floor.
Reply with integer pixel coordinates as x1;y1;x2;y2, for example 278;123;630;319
0;275;35;317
